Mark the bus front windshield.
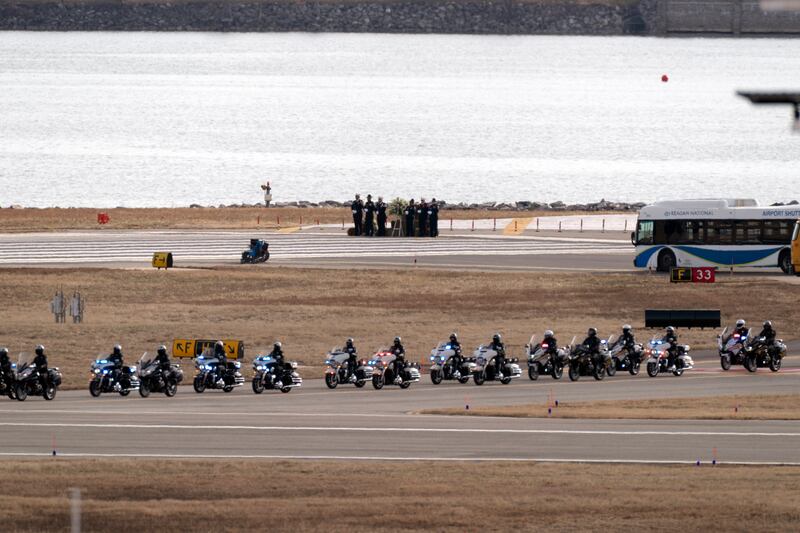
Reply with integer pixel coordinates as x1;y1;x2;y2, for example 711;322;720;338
636;221;654;245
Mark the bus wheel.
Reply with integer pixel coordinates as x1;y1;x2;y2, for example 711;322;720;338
657;249;676;273
778;249;792;275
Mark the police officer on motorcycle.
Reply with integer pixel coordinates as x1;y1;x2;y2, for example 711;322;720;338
155;345;171;380
0;347;12;392
448;333;463;378
733;319;748;340
542;330;558;356
662;326;679;370
618;324;636;350
390;337;406;385
269;341;290;386
33;345;49;391
344;338;358;383
758;320;777;352
490;333;506;378
109;344;125;386
581;328;601;367
213;341;228;385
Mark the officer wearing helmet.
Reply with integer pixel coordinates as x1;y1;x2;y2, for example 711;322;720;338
542;330;558;357
618;324;636;350
269;341;290;387
448;333;463;378
390;336;406;385
489;333;506;378
109;344;124;384
758;321;776;348
662;326;679;370
155;345;171;374
344;338;358;383
582;328;600;355
733;319;748;340
33;344;50;390
213;341;228;385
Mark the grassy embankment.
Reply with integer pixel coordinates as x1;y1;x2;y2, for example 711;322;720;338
420;394;800;420
0;268;796;390
0;207;619;232
2;460;799;532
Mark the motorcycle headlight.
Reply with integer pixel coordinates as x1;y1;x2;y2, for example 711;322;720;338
291;362;298;369
256;365;265;371
93;369;100;374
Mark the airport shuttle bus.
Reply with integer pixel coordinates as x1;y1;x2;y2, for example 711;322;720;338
632;199;800;273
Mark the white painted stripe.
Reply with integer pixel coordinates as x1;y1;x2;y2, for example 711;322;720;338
2;422;798;437
0;452;796;466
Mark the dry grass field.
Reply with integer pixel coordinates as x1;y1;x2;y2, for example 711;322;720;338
420;393;800;420
1;459;798;532
0;267;796;390
0;207;615;232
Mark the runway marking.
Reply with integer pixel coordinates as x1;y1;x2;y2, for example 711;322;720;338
503;218;532;236
2;422;799;437
0;452;798;466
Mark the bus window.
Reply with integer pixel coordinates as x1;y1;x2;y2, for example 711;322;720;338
707;220;733;245
736;220;762;244
637;220;654;245
763;220;793;244
685;220;705;244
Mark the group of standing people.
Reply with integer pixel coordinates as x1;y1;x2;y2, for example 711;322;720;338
350;195;440;237
403;198;439;238
350;194;389;237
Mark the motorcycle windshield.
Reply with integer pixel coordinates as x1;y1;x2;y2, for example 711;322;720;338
16;352;33;372
138;352;152;369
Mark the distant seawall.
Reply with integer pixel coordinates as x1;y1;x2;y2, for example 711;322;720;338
1;0;799;35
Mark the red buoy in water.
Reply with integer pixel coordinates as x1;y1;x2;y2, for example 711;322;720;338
661;74;669;82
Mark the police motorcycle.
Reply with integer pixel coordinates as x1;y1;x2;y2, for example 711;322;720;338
193;349;244;393
324;347;372;389
525;335;568;380
429;341;474;385
137;352;183;398
12;353;62;401
567;337;611;381
472;345;522;385
369;348;421;390
645;337;694;377
742;334;786;373
89;356;140;397
606;336;645;376
252;352;303;393
0;362;16;399
717;326;751;371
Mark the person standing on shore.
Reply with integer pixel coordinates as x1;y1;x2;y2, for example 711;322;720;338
404;199;416;237
261;182;272;208
351;194;364;236
417;198;428;237
428;198;439;237
364;194;375;237
376;196;387;237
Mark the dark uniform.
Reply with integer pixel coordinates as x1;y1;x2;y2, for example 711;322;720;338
390;338;406;383
33;346;49;390
662;327;679;368
542;333;558;357
214;341;228;382
0;348;13;390
376;199;387;237
448;334;462;376
344;339;358;380
758;323;776;346
404;201;416;237
351;196;364;236
428;199;439;237
417;200;428;237
269;343;289;383
581;329;601;367
155;346;171;381
109;345;125;385
364;196;375;237
490;335;506;377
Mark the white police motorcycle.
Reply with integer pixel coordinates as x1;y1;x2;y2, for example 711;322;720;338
645;338;694;377
324;348;373;389
429;341;474;385
472;345;522;385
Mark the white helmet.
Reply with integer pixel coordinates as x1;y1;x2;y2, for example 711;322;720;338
544;330;554;338
736;319;746;328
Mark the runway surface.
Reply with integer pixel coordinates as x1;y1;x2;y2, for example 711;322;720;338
0;230;633;271
2;351;799;465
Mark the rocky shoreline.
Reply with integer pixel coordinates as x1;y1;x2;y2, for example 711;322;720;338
187;199;648;211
